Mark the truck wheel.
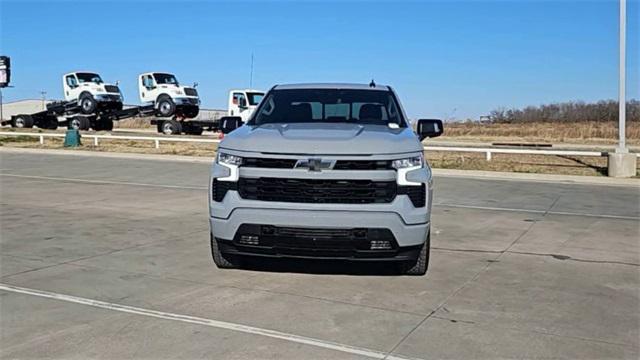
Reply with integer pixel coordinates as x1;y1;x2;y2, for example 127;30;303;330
157;96;176;117
12;115;34;128
161;119;182;135
79;94;97;114
210;235;242;269
400;231;430;276
68;116;91;131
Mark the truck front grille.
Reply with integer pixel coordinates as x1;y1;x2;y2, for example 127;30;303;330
241;158;392;170
104;85;120;93
238;177;396;204
184;87;198;96
243;158;297;169
333;160;392;170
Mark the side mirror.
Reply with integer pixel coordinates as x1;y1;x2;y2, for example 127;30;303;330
193;82;198;88
239;97;247;108
417;119;444;141
220;116;243;134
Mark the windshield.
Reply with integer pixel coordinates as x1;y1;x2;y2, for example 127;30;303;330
251;89;406;127
154;73;179;85
247;92;264;106
76;73;103;84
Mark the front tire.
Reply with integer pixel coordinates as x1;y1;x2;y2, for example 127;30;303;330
12;114;34;128
156;96;176;117
400;231;430;276
210;235;242;269
79;94;97;114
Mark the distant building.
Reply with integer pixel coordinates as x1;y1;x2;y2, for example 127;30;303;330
1;99;50;120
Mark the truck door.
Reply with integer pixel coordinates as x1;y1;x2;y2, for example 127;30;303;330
64;74;80;101
139;74;156;103
229;91;250;120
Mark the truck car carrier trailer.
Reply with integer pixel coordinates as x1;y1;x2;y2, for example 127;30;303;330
2;70;264;135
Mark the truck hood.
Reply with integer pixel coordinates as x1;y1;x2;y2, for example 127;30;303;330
219;123;423;155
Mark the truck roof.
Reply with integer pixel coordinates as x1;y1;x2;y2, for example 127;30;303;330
64;71;100;75
273;83;390;91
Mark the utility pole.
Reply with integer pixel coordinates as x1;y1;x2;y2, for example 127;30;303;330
617;0;626;153
40;91;46;110
608;0;636;177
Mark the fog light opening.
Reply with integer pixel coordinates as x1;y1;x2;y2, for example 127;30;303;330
239;235;260;245
370;240;392;250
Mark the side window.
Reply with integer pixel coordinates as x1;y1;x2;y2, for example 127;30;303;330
66;75;77;88
233;92;246;106
387;96;402;124
142;75;154;89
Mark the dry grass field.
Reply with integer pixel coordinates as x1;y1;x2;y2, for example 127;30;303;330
441;121;640;145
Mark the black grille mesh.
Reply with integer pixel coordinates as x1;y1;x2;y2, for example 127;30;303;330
212;179;237;202
243;158;297;169
333;160;392;170
398;184;426;207
238;178;396;204
184;87;198;96
104;85;120;93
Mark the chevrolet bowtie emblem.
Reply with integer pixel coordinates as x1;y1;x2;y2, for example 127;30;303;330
294;158;335;172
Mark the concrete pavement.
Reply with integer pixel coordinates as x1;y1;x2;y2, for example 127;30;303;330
0;151;638;359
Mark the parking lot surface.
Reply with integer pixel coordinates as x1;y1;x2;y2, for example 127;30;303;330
1;151;638;359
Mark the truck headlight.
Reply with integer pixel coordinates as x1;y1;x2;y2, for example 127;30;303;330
173;90;184;95
392;155;423;169
394;154;425;186
217;152;243;166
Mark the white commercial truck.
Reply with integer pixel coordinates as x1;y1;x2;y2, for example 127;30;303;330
138;72;200;118
62;71;123;114
227;89;264;122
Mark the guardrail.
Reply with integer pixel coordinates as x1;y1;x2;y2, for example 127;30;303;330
1;131;220;149
1;131;637;160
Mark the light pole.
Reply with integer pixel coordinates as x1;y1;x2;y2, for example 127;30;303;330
608;0;636;177
617;0;626;153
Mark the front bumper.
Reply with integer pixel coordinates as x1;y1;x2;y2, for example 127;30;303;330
174;97;200;106
95;94;122;103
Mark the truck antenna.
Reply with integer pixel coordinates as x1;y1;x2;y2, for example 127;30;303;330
369;79;376;88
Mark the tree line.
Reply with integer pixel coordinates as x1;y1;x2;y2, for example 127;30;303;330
488;99;640;123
